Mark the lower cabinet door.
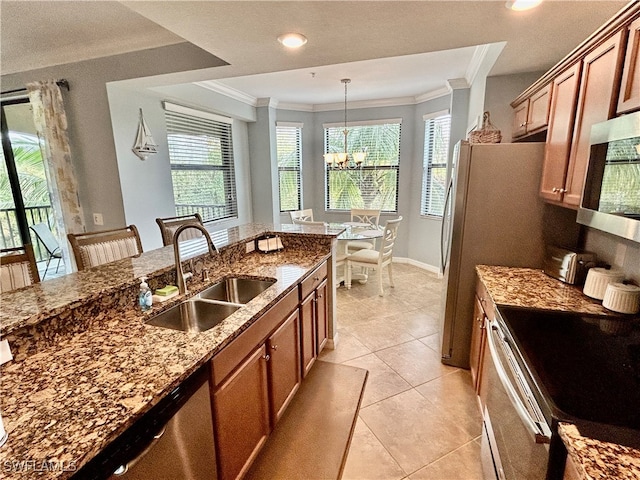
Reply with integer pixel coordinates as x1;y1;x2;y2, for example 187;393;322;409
316;280;328;353
267;309;301;424
213;345;270;480
300;293;317;378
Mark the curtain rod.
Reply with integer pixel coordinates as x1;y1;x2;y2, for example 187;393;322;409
0;79;70;96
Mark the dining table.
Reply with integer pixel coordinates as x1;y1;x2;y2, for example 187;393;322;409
332;222;384;285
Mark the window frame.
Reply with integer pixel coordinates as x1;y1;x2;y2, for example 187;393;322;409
421;110;451;218
163;102;238;223
323;118;402;213
276;121;303;212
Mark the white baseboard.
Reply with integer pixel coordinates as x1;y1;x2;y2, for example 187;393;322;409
393;257;442;277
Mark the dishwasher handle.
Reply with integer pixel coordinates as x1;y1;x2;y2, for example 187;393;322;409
486;321;551;444
112;426;167;476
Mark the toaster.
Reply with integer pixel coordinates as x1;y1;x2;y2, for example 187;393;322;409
543;245;597;285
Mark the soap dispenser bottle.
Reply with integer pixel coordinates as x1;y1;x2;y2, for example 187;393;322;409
139;277;152;311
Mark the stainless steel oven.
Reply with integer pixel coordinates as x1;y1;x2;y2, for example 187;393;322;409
578;111;640;242
480;312;552;480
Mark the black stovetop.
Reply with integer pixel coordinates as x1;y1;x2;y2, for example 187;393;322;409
497;306;640;448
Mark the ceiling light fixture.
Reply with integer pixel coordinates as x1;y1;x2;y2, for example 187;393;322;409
277;33;307;48
324;78;367;170
506;0;543;11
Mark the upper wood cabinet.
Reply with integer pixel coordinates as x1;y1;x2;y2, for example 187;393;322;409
540;63;582;203
617;16;640;114
512;84;551;139
563;31;625;206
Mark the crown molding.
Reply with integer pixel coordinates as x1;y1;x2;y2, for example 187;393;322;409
277;102;315;112
194;80;257;106
415;86;452;104
447;78;470;90
256;97;279;108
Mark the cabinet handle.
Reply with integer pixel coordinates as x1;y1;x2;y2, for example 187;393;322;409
314;276;320;281
262;354;270;361
558;188;567;194
317;294;323;299
271;345;278;351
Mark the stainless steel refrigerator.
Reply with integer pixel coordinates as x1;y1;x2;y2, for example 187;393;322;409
439;141;547;368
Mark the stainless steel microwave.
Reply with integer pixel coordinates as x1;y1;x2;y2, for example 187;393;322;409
577;111;640;243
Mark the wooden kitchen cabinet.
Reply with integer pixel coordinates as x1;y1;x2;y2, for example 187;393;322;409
563;31;625;207
512;84;551;139
213;344;270;480
267;309;301;424
617;17;640;114
540;62;582;202
469;295;487;393
299;261;328;378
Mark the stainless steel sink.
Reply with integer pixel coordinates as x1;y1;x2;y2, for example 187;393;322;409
197;277;276;304
145;299;240;333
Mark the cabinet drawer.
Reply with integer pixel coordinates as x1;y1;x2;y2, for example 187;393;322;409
475;280;495;321
212;286;299;387
299;261;328;300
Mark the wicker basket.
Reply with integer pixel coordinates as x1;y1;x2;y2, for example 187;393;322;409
469;111;502;144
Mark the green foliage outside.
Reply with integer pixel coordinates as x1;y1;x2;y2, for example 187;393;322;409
325;123;401;212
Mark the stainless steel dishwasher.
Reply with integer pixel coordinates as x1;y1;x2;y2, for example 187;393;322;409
74;366;217;480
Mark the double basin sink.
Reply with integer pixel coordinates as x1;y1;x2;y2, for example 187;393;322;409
145;277;276;333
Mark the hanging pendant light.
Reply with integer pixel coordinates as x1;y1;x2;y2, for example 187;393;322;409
325;78;367;169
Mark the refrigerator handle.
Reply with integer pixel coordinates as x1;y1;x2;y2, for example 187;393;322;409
440;179;453;274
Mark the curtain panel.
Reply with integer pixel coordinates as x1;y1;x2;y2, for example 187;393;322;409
27;80;84;272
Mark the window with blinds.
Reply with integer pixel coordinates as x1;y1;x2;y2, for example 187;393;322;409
276;122;303;212
324;120;401;212
421;112;451;217
164;102;237;222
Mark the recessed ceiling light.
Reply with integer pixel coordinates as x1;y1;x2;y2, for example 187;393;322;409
277;33;308;49
506;0;543;11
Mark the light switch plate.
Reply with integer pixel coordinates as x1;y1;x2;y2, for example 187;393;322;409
93;213;104;226
0;340;13;365
246;241;255;253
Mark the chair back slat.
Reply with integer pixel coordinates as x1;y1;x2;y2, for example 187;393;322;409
156;214;204;246
351;209;381;228
68;225;143;271
378;217;402;264
1;244;40;292
289;209;314;223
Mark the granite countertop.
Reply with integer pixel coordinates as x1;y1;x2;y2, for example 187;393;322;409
476;265;640;479
559;423;640;480
475;265;612;315
0;223;341;479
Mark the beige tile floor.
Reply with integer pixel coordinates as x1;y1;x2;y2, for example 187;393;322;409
319;263;483;480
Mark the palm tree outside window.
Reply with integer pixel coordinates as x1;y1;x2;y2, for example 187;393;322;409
324;120;401;212
276;122;303;212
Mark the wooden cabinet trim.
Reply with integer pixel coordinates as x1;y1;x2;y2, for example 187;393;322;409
527;84;552;132
617;17;640;113
299;292;317;378
212;286;299;386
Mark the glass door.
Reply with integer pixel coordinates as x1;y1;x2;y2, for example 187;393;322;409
1;99;61;276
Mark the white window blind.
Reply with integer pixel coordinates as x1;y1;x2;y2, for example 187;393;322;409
276;123;303;212
421;113;451;217
164;104;237;222
324;121;401;212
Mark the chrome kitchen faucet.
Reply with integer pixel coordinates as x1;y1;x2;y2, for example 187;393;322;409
172;224;218;295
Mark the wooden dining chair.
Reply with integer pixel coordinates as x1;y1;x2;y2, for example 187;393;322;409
156;213;204;246
346;216;402;296
347;208;381;253
289;209;314;223
68;225;143;271
1;244;40;292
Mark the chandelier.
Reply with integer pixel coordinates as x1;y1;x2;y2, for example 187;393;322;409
324;78;367;169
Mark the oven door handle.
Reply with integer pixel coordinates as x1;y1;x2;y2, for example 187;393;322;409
487;321;551;444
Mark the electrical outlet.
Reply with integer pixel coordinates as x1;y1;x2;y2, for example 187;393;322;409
246;241;255;253
93;213;104;226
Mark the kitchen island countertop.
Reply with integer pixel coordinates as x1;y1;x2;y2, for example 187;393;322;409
0;222;341;479
476;265;640;480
